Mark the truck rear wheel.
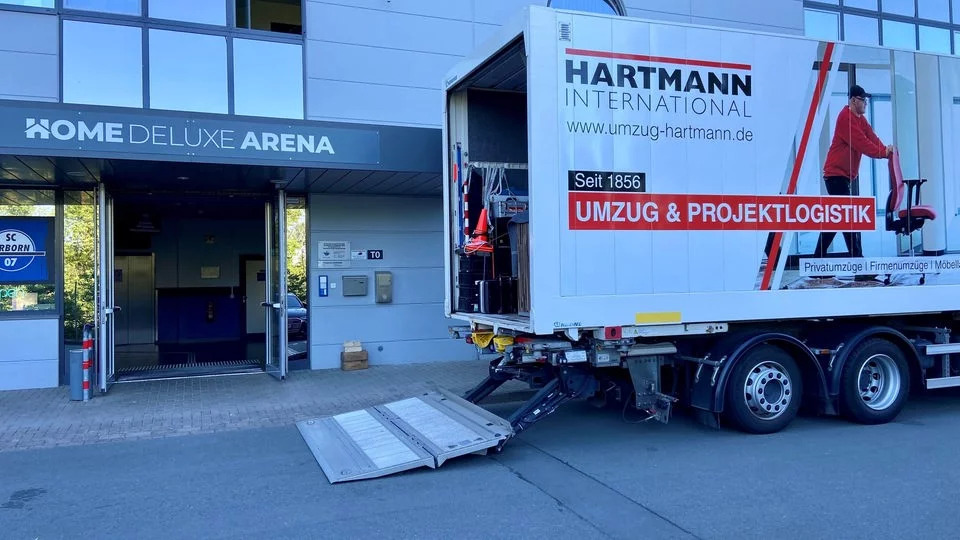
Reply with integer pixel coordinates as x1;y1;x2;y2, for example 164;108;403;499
724;344;803;434
839;338;909;424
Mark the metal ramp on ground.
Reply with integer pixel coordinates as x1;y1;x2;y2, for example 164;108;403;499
296;387;514;483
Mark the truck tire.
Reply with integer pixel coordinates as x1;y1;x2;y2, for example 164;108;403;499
724;344;803;434
839;338;910;424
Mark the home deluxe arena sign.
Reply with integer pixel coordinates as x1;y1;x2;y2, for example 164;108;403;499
0;103;381;166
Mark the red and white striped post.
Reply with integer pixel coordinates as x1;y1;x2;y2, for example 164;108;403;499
82;324;93;401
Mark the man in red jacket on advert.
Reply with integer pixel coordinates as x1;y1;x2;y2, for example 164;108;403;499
814;85;894;279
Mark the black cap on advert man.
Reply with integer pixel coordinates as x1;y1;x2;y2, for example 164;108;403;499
849;84;871;99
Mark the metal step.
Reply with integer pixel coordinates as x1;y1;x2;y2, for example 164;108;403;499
926;376;960;389
296;387;514;483
926;343;960;355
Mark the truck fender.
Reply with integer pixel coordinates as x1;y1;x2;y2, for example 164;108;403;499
822;326;923;398
689;332;830;415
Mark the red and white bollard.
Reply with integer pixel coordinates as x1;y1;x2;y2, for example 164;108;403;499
82;324;93;401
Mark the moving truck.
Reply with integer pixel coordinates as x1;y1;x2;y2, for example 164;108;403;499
297;6;960;483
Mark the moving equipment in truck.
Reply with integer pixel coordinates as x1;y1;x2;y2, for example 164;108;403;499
297;6;960;483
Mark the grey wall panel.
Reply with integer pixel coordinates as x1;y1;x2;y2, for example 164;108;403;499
307;2;475;56
306;42;457;89
0;10;58;54
310;339;477;370
0;10;59;102
0;360;59;391
0;51;59;102
473;0;534;25
623;0;692;15
473;22;503;48
308;193;475;368
311;194;440;231
312;0;474;21
312;304;457;344
0;319;59;390
307;78;440;127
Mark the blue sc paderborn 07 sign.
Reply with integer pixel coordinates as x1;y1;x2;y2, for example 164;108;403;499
0;218;53;284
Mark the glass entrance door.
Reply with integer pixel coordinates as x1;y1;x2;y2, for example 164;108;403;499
96;185;116;392
263;190;288;380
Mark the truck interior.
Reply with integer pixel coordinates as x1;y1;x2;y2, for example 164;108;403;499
446;36;532;329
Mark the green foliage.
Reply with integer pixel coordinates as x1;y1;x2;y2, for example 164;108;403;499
286;207;307;302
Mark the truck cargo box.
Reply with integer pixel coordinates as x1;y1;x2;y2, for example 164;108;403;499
442;6;960;337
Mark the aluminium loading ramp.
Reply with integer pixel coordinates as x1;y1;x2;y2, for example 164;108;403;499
296;387;514;483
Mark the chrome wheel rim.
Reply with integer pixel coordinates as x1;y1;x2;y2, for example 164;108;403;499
858;354;901;411
743;361;792;420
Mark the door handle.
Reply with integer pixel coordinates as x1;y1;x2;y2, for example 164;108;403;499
261;302;282;309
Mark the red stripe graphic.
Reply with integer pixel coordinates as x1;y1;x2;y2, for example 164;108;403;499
565;48;752;70
760;42;835;291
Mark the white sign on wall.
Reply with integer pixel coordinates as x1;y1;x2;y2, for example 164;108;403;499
319;240;350;269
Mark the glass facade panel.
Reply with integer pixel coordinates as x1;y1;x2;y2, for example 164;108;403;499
881;0;915;17
63;0;140;16
919;25;951;53
237;0;302;34
149;29;228;114
882;19;917;49
62;21;143;108
233;38;303;119
805;9;840;40
0;1;54;7
0;190;56;314
149;0;226;26
844;14;880;45
918;0;950;21
844;0;877;10
955;31;960;54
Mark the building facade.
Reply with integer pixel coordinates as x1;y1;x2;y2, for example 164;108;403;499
0;0;955;391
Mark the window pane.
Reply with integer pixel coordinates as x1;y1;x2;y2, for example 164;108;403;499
805;9;840;40
881;0;914;16
64;0;140;16
0;190;57;314
0;1;54;7
149;30;227;113
882;19;916;49
63;191;95;341
233;39;303;119
844;14;879;45
919;25;951;53
549;0;619;15
239;0;302;34
844;0;877;10
63;21;142;108
918;0;949;21
149;0;226;26
955;31;960;54
955;1;960;23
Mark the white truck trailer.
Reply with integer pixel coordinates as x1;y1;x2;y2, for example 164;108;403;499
297;6;960;483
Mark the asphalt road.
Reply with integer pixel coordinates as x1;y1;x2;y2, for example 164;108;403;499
4;388;960;539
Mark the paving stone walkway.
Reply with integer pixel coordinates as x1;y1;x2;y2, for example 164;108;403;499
0;359;529;453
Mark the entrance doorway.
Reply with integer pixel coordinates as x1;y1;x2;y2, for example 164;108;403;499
95;187;290;387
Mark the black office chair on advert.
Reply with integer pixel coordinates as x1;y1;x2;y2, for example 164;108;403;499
884;149;937;284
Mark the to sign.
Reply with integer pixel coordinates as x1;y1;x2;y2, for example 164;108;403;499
367;250;383;260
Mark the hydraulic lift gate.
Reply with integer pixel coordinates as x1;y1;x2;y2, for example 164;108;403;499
296;388;513;483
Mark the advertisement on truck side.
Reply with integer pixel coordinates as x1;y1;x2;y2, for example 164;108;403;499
557;15;960;295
